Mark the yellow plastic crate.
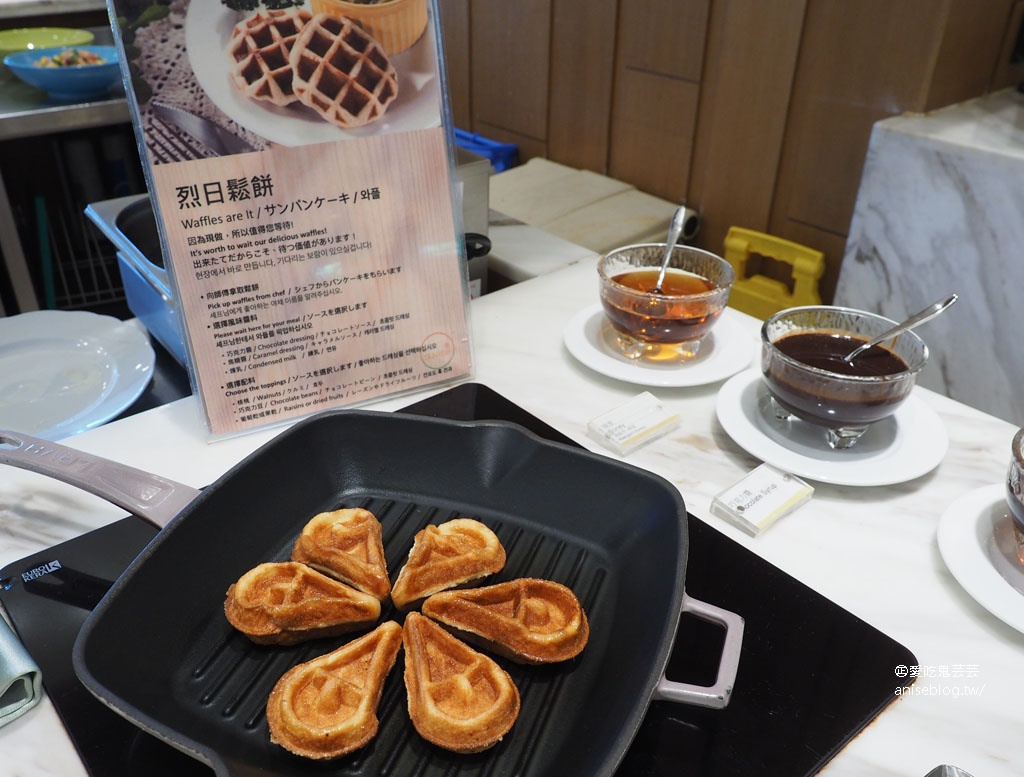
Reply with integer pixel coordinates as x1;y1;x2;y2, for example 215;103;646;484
723;227;824;319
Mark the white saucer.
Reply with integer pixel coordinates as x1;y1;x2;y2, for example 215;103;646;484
937;484;1024;634
715;368;948;486
562;305;755;388
0;311;155;440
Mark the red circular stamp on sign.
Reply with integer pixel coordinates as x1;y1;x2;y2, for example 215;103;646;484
420;332;455;370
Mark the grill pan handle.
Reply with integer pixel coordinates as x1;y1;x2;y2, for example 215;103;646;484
0;431;200;530
654;592;744;709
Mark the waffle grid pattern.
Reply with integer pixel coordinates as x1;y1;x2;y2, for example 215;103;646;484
291;14;399;128
228;8;313;106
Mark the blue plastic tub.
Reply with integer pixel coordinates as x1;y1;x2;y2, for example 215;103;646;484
454;129;518;172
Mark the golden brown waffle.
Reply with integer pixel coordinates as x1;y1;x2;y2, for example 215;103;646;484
291;508;391;601
224;561;381;645
403;612;520;753
391;518;506;611
290;13;399;128
227;8;312;106
267;621;403;759
421;578;590;664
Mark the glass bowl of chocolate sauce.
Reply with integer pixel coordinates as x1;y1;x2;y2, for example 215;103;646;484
598;244;735;363
1005;428;1024;565
760;306;929;449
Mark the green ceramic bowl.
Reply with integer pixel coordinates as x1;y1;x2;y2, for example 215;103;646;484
0;27;95;61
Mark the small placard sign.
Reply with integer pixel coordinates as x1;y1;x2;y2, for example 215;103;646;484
108;0;471;435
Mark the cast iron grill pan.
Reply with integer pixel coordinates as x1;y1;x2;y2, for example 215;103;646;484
178;497;608;777
71;411;688;777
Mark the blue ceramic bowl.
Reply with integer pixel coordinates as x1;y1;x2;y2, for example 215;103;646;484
3;45;121;100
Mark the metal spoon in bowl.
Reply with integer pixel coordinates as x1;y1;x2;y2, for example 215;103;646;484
843;293;958;364
653;206;690;293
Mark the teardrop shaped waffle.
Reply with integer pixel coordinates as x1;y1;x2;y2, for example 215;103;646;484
224;561;381;645
421;578;589;664
391;518;506;611
227;7;312;106
292;508;391;601
267;620;403;759
289;13;399;128
403;612;519;753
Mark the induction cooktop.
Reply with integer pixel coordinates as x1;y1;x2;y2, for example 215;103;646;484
0;383;916;777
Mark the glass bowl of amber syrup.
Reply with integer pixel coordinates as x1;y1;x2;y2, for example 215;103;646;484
598;244;735;363
760;306;929;449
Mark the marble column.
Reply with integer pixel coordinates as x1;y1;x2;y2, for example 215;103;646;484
835;88;1024;425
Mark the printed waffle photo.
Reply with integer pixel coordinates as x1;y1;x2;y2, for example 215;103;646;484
115;0;441;163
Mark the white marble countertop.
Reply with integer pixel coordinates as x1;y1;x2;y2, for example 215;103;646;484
2;257;1023;777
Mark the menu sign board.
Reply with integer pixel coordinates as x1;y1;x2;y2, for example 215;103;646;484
108;0;471;436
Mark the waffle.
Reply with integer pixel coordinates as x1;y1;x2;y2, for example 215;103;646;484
224;561;381;645
267;621;403;759
291;508;391;601
289;13;399;128
391;519;506;611
403;612;520;753
421;578;590;664
227;8;312;106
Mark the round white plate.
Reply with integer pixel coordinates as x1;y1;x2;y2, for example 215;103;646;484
937;484;1024;634
715;368;948;486
562;304;755;388
185;3;442;147
0;311;155;440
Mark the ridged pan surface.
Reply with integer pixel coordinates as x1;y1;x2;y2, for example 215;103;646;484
72;411;687;777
